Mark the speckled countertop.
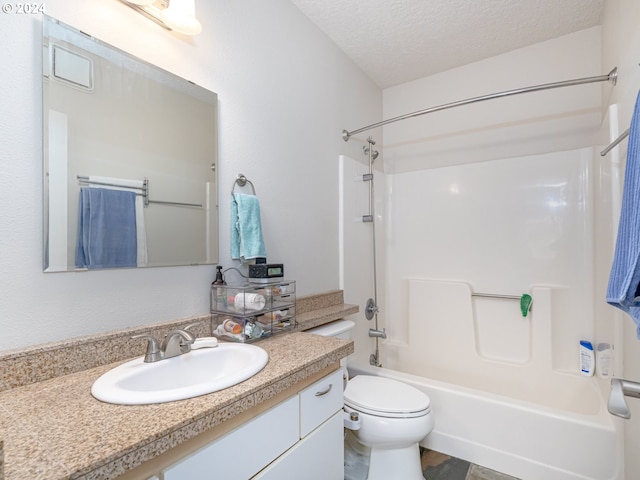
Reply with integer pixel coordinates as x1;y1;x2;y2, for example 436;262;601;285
0;291;358;480
0;332;353;480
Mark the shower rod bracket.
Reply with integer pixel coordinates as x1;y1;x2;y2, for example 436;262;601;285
363;144;379;160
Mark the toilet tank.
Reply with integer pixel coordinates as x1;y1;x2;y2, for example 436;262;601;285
306;319;355;340
307;319;356;379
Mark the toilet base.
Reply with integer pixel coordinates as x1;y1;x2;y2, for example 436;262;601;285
346;431;425;480
368;443;425;480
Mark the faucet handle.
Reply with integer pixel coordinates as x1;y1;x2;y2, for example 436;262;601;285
132;333;162;363
161;329;196;358
182;322;202;341
178;328;197;354
175;327;197;345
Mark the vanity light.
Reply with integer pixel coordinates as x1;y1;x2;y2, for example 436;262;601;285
121;0;202;35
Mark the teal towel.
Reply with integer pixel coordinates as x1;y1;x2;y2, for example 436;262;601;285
231;193;266;262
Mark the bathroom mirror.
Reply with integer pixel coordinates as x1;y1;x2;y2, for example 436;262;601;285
43;16;218;272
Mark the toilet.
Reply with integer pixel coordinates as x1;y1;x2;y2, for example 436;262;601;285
308;320;434;480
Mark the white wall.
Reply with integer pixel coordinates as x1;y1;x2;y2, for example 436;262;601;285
382;27;603;173
601;1;640;478
0;0;381;350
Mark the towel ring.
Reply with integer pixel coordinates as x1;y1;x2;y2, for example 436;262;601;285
231;173;257;196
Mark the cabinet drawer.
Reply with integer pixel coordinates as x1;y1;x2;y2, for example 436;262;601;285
299;368;344;438
163;396;299;480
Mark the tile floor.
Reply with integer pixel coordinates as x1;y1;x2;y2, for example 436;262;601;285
344;440;521;480
421;449;520;480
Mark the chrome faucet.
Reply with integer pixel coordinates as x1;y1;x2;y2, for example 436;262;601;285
608;378;640;419
133;328;196;363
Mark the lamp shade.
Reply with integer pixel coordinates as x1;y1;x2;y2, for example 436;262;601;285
160;0;202;35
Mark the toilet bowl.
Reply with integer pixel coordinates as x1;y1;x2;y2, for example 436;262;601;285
307;320;434;480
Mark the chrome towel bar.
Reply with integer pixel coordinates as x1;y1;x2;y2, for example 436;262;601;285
77;175;202;208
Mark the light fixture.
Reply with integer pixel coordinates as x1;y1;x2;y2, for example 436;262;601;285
121;0;202;35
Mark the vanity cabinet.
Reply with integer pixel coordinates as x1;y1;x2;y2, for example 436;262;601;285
252;411;343;480
161;368;344;480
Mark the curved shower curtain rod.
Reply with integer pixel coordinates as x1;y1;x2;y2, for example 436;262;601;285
342;67;618;141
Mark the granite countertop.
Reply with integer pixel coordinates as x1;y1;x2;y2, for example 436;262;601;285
296;302;359;331
0;331;354;480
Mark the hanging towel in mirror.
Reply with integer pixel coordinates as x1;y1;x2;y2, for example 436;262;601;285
231;192;266;262
75;187;137;269
87;176;147;267
607;90;640;337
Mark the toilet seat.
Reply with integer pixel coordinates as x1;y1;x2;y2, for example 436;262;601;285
344;375;431;418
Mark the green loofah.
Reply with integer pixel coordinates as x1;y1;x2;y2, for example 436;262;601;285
520;294;533;317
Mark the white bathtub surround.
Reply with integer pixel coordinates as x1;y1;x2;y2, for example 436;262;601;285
388;281;601;414
340;138;623;478
383;149;602;373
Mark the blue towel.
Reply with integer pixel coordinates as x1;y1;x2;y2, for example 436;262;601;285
75;187;137;269
231;192;266;262
607;90;640;337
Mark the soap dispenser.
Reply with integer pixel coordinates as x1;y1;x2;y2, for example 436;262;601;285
212;266;227;309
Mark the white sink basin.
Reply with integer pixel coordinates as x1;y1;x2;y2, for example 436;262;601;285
91;339;269;405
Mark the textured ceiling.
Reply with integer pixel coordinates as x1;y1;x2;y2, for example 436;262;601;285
289;0;605;88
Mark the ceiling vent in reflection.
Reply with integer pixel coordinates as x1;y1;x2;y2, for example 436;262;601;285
120;0;202;36
51;45;94;91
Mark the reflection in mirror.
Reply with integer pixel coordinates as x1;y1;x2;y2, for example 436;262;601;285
43;16;218;272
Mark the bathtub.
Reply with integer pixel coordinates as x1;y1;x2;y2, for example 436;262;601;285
347;362;622;480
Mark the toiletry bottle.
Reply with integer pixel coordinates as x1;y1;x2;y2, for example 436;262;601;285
579;340;595;376
596;343;613;378
212;266;227;309
222;318;242;335
233;292;266;312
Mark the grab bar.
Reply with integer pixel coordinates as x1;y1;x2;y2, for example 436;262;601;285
471;292;533;317
471;293;521;300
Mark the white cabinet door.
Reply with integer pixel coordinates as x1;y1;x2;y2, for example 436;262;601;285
163;396;299;480
252;411;344;480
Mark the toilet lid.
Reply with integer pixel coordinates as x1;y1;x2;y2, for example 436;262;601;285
344;375;431;418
